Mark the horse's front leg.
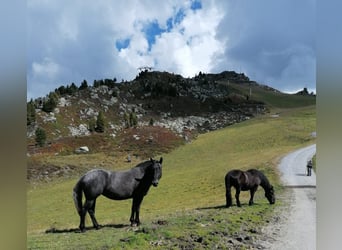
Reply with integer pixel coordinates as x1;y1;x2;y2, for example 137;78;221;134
130;196;143;226
249;187;257;206
235;187;241;207
129;200;135;226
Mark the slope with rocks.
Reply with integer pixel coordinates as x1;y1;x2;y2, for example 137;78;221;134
27;70;315;159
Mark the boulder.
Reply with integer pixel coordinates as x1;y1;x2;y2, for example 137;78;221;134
75;146;89;153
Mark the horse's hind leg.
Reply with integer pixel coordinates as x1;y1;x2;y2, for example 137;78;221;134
89;199;100;229
85;199;100;229
235;187;241;207
226;187;232;208
79;206;87;232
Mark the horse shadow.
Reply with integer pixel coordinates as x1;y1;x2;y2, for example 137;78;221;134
197;203;263;210
196;204;226;210
45;223;130;234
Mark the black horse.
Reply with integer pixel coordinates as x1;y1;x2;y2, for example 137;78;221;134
225;169;275;208
73;157;163;232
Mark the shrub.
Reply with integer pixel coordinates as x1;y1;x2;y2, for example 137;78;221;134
27;100;36;125
95;111;105;133
35;127;47;147
42;93;58;113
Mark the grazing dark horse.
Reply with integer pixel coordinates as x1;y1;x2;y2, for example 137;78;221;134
225;169;275;208
73;157;163;232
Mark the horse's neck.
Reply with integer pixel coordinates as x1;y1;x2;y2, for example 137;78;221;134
259;176;271;191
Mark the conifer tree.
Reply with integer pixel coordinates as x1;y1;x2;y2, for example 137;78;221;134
27;100;36;125
129;112;138;127
42;92;58;112
96;111;105;133
79;80;88;90
35;127;46;147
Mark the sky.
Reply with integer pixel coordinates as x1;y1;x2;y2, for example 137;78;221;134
27;0;316;100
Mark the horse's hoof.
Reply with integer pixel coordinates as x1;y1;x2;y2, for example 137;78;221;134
131;222;140;227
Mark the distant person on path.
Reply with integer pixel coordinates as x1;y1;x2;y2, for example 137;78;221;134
307;159;313;176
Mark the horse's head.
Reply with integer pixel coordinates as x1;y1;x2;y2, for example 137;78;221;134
265;185;275;204
150;157;163;187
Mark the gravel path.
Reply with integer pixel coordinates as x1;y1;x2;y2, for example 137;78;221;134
258;144;316;250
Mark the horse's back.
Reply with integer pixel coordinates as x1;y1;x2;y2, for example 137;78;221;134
246;169;260;176
245;169;263;185
225;169;243;179
102;169;142;199
79;169;109;198
225;169;256;189
225;169;243;188
246;169;263;180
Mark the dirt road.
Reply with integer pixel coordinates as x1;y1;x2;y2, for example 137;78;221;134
258;144;316;250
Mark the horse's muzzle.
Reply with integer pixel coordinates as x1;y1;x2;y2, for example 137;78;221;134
152;182;158;187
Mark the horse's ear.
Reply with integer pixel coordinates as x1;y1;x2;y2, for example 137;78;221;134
150;158;153;162
159;157;163;164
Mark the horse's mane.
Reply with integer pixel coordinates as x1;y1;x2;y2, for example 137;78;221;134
253;169;272;189
134;160;153;169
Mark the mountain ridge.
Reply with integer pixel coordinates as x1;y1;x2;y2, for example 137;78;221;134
27;70;315;158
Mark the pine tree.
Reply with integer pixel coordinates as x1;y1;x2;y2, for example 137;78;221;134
79;80;88;90
42;92;58;113
27;100;36;125
129;112;138;127
96;111;105;133
88;118;96;132
35;127;47;147
124;112;130;128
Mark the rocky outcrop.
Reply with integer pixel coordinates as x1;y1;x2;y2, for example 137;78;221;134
27;70;268;141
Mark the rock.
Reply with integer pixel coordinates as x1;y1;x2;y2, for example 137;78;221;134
58;97;71;107
133;135;140;140
68;124;90;136
75;146;89;154
42;112;57;123
80;146;89;152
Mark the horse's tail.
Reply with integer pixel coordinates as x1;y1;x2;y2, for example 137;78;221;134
225;173;233;207
73;180;83;215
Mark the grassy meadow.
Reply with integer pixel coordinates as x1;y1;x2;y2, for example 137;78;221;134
27;105;316;249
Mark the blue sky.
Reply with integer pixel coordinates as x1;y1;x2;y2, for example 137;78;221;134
27;0;316;100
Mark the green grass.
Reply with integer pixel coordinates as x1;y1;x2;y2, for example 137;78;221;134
27;105;315;249
229;82;316;109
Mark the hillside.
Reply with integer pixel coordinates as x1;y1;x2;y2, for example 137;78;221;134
27;70;316;248
27;70;315;180
27;104;316;249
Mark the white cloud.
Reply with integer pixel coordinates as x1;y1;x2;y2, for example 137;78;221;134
32;57;60;78
116;1;225;77
27;0;315;100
